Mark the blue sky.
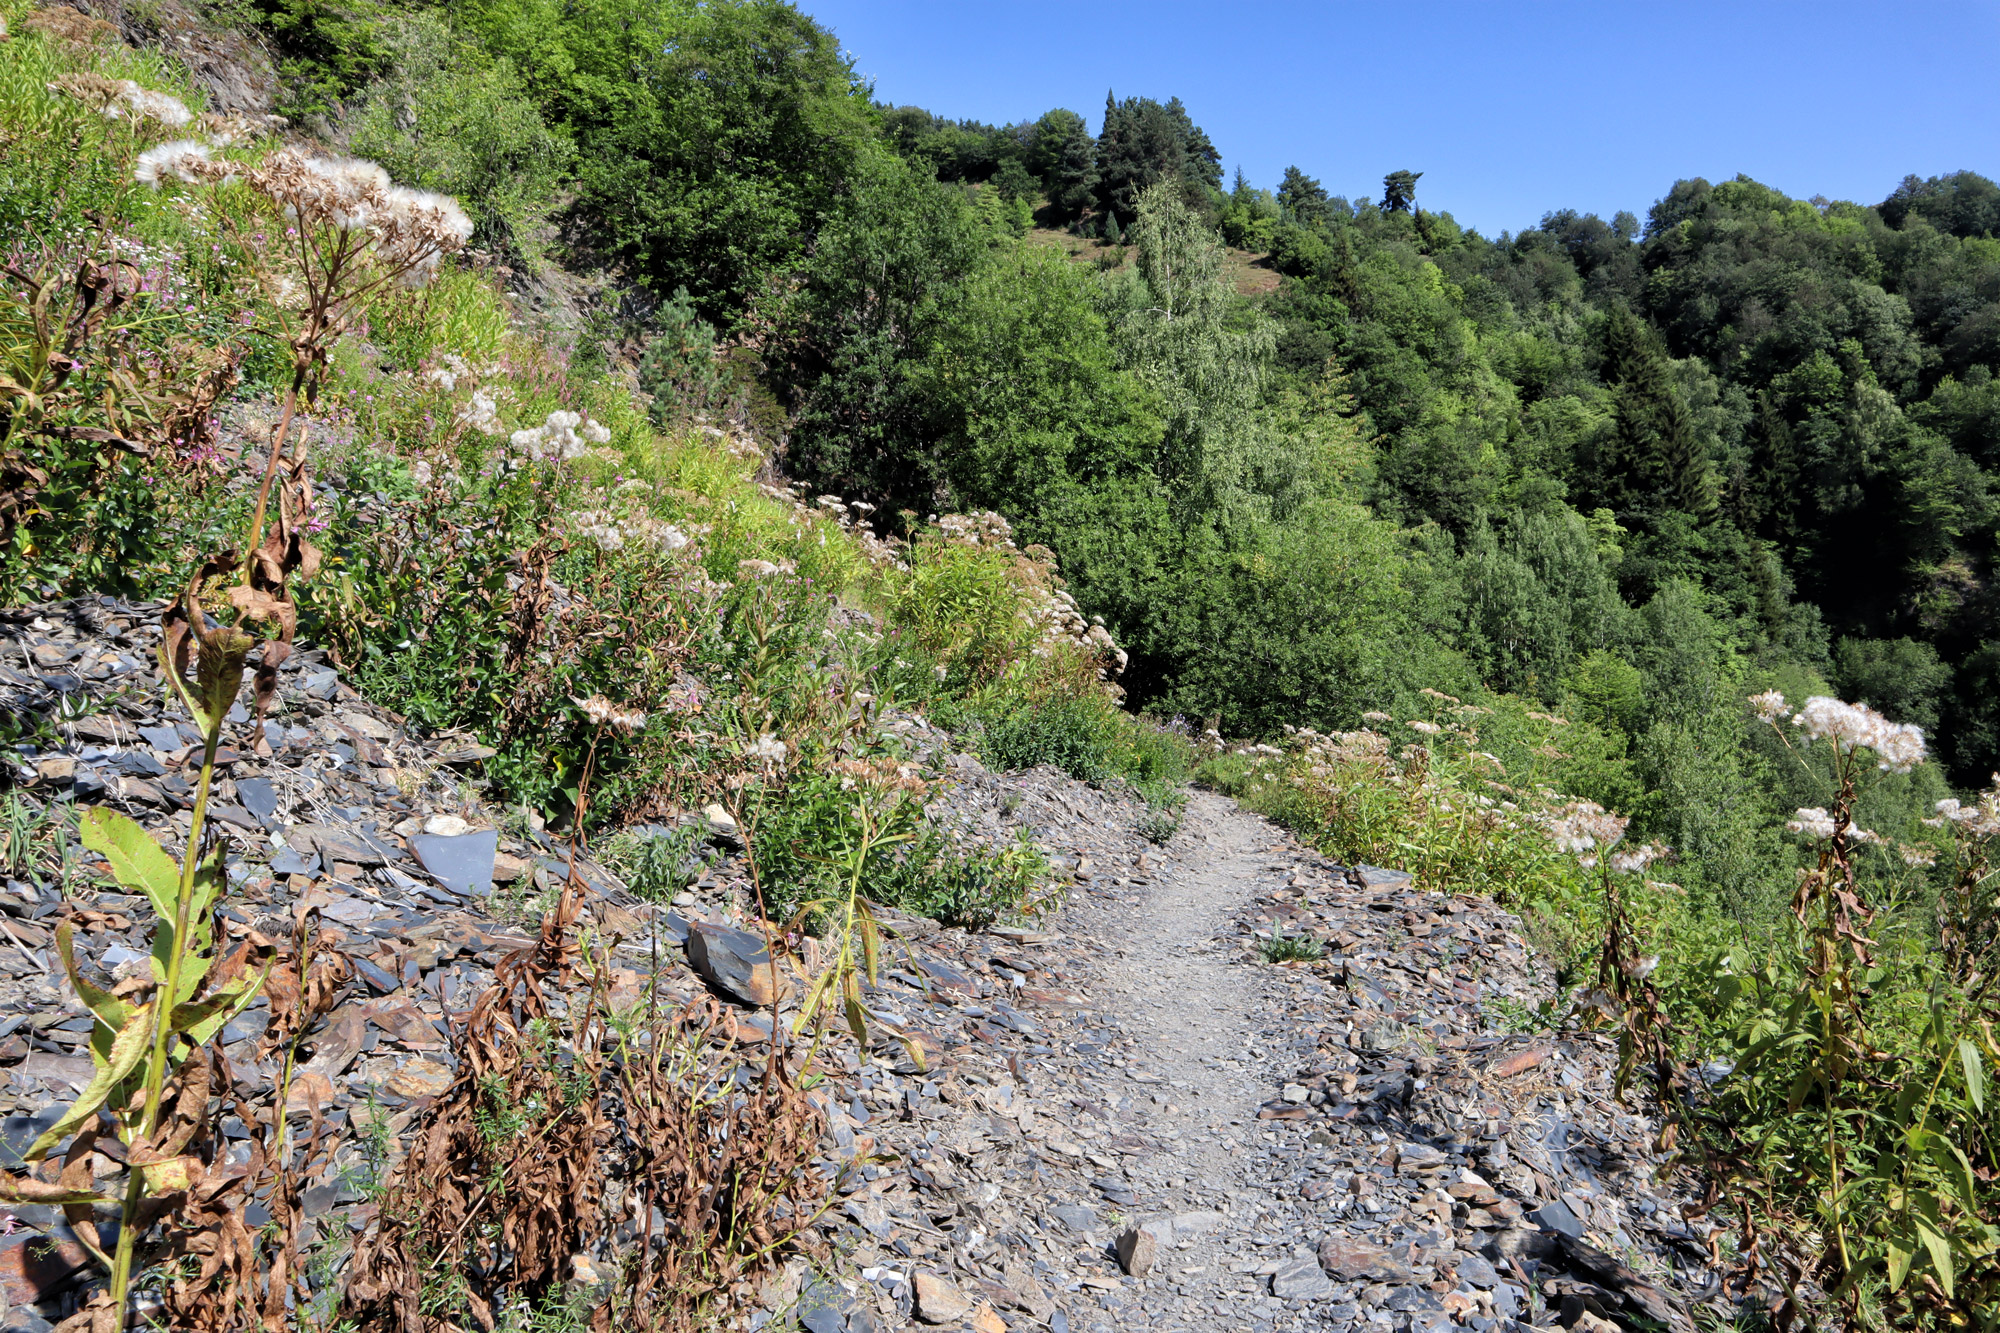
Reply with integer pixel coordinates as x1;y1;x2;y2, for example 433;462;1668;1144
805;0;2000;237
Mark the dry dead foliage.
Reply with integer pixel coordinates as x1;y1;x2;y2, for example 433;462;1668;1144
342;878;827;1332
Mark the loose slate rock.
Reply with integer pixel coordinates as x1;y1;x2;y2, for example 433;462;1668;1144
912;1272;970;1324
409;830;498;897
686;923;789;1007
1531;1199;1586;1241
1271;1257;1334;1300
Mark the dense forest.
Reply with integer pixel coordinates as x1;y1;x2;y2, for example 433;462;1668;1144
202;0;2000;934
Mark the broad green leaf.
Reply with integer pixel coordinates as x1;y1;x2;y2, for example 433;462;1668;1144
157;639;215;734
1931;1137;1979;1210
794;967;836;1031
1885;1235;1914;1291
54;922;131;1053
150;926;214;999
1914;1219;1955;1298
79;807;179;921
1960;1038;1986;1114
171;960;269;1046
26;1004;153;1161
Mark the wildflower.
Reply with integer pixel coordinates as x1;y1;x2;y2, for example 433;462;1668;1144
1789;696;1927;773
1362;711;1393;723
1406;719;1442;735
456;390;500;435
1748;689;1788;723
1622;954;1660;982
134;140;215;188
1898;845;1938;869
744;734;789;767
583;419;612;445
125;85;191;127
1542;800;1629;858
1608;842;1668;874
574;695;646;735
1785;808;1838;840
425;367;459;391
737;559;790;578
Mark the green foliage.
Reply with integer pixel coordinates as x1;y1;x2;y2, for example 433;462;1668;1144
210;0;387;123
1258;930;1324;963
635;287;725;423
460;0;876;318
1093;92;1221;229
598;825;715;903
343;12;573;267
969;664;1125;782
872;826;1048;930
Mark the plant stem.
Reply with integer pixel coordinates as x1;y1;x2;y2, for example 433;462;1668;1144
241;366;305;575
108;717;220;1319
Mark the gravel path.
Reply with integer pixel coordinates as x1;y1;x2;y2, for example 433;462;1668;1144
844;763;1716;1333
1085;793;1272;1325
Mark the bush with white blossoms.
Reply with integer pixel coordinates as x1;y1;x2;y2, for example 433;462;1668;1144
48;72;190;128
511;410;610;464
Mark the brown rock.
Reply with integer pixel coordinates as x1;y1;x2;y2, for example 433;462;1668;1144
34;755;75;783
1490;1046;1549;1078
913;1272;972;1324
969;1303;1007;1333
1116;1219;1171;1276
686;923;791;1007
385;1058;454;1098
1316;1236;1412;1283
0;1227;91;1306
492;851;529;883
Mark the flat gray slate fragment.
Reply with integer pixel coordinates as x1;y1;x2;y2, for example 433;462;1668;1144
236;776;278;822
1051;1203;1099;1233
409;829;498;897
1530;1199;1585;1241
1271;1257;1334;1300
292;823;389;867
270;847;319;877
138;725;181;751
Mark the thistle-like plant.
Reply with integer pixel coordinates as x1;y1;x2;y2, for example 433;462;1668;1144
0;582;270;1332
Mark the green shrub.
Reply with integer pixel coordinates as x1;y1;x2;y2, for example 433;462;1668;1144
636;287;725;422
599;825;715;903
1259;930;1324;963
874;827;1048;930
344;12;573;267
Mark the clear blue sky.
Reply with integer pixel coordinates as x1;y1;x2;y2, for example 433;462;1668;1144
805;0;2000;236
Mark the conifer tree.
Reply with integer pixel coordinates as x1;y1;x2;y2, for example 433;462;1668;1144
1601;303;1715;520
1049;114;1098;224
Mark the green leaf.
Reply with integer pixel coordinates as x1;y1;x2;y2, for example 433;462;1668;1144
1930;1137;1979;1210
157;639;214;734
25;1003;154;1161
53;922;131;1055
860;909;882;988
1914;1219;1955;1298
78;807;179;922
1886;1235;1914;1291
170;960;269;1046
843;970;868;1048
1960;1038;1986;1114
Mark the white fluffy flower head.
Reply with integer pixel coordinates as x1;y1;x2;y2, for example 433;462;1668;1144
1790;696;1927;773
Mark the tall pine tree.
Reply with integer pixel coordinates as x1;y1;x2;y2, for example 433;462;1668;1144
1599;303;1715;521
